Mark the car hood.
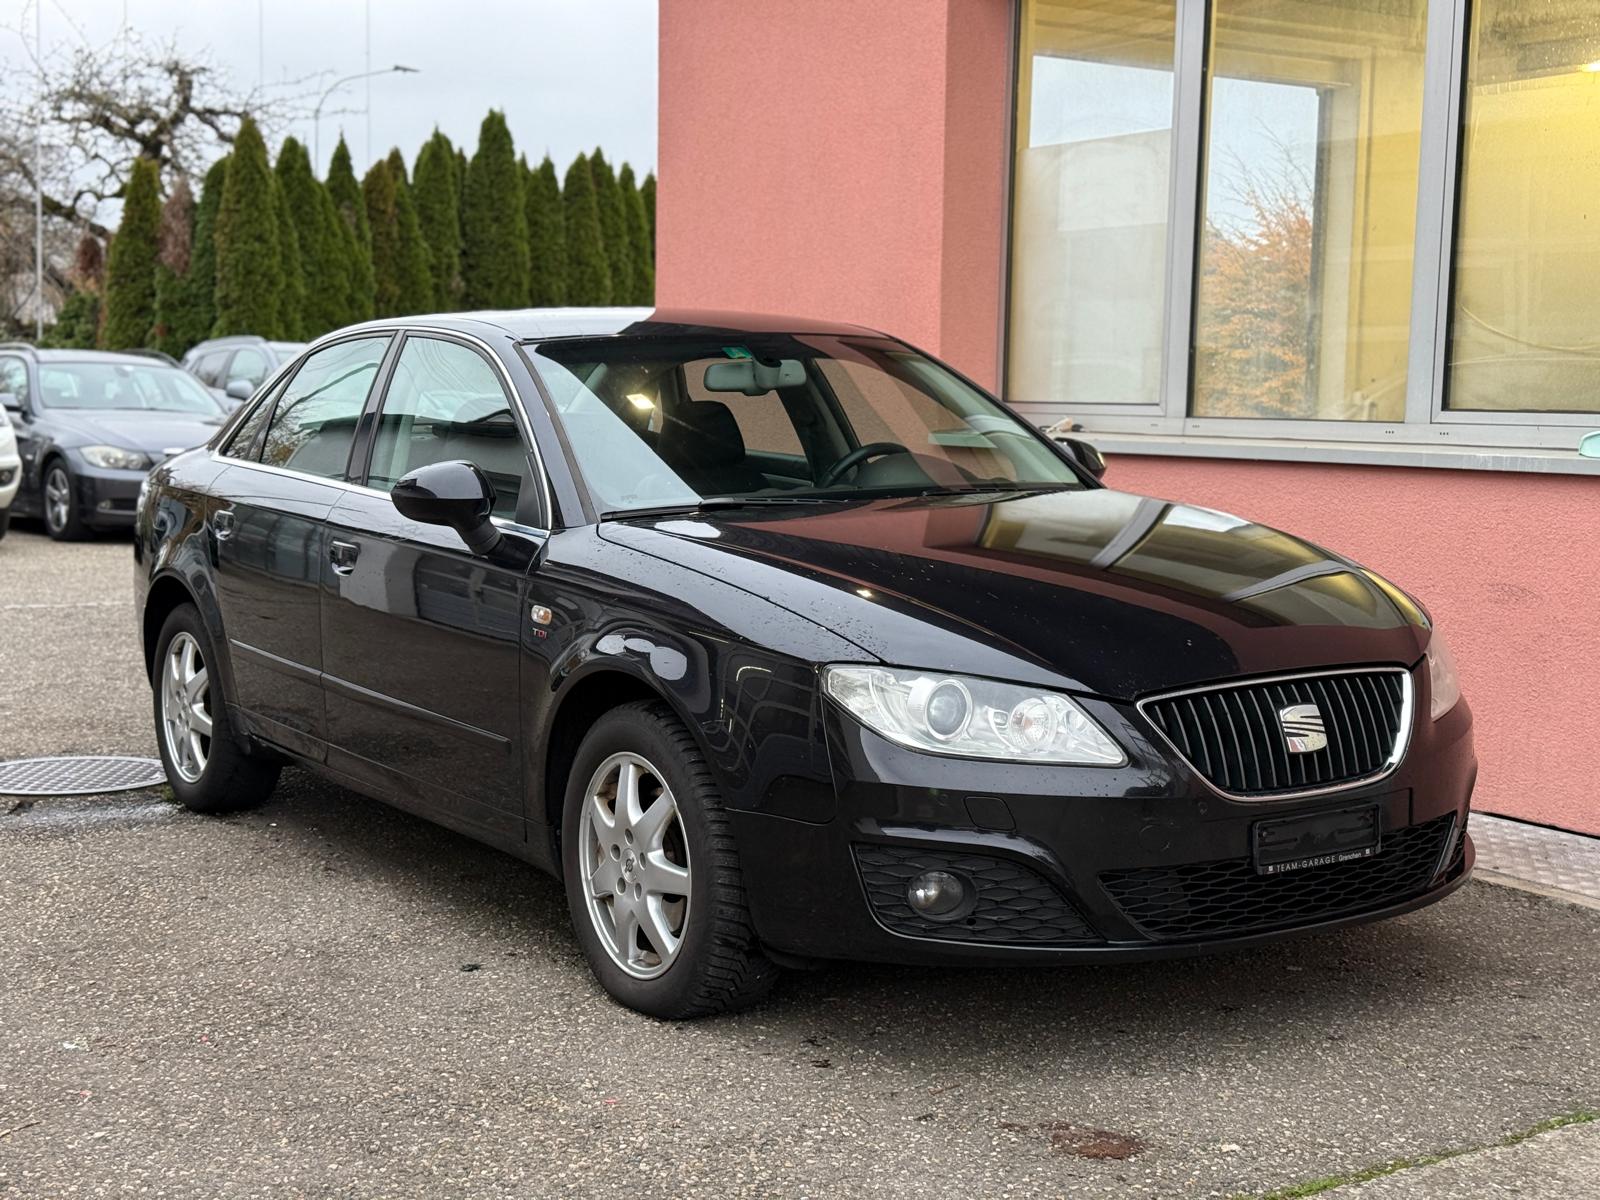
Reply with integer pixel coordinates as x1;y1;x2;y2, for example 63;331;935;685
45;409;224;456
599;488;1431;700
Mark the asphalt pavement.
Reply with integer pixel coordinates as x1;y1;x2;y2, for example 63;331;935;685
2;523;1597;1198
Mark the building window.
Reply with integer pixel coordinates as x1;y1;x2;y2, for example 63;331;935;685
1446;0;1600;415
1008;0;1600;454
1008;0;1178;411
1192;0;1428;422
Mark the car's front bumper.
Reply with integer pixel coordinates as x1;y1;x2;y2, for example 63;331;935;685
731;670;1477;967
72;463;146;528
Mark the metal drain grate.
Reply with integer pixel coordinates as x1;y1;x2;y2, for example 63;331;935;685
0;755;167;796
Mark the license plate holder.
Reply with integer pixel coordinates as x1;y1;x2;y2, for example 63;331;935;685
1253;805;1381;876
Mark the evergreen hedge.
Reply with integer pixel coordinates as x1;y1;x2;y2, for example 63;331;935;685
101;157;162;349
562;152;610;306
618;164;654;305
461;111;529;308
212;118;284;337
525;155;567;307
414;130;462;310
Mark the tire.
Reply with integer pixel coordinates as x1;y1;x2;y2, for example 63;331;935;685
152;602;280;813
0;506;9;540
561;701;779;1018
42;460;88;541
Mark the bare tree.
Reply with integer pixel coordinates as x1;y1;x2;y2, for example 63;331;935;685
0;26;319;327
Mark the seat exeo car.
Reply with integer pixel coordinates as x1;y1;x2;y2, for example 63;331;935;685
133;310;1475;1018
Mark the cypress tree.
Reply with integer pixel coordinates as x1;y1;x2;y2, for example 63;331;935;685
413;130;461;309
276;137;348;337
363;160;404;317
43;291;101;349
274;172;307;339
152;177;195;356
525;154;566;306
641;172;656;260
389;152;434;313
618;164;654;305
101;156;162;348
163;158;226;352
461;110;529;308
562;153;610;306
588;149;627;307
327;135;376;321
213;118;283;336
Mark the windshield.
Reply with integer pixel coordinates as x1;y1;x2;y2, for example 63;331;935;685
529;334;1084;514
37;362;223;415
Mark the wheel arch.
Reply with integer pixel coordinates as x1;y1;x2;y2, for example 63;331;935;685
539;668;673;861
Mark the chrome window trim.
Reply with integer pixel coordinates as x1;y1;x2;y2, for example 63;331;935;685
1135;665;1416;803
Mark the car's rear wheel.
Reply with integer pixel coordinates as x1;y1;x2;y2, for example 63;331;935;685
43;461;87;541
152;603;279;813
562;701;778;1018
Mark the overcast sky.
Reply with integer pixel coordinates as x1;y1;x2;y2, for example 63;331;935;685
11;0;658;177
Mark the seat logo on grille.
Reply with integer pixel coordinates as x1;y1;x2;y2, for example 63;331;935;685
1278;703;1327;753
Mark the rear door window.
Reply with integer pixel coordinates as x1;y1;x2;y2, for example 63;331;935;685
259;337;390;480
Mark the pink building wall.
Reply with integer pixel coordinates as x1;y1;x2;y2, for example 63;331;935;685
657;0;1011;386
657;0;1600;834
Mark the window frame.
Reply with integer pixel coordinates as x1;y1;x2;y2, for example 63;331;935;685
353;330;550;531
249;332;396;482
1003;0;1597;455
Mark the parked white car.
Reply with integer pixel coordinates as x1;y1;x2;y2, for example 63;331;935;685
0;403;19;538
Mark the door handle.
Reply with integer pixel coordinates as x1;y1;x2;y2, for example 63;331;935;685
211;509;236;541
329;539;361;575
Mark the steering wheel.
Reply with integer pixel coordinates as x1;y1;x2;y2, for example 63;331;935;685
817;442;913;488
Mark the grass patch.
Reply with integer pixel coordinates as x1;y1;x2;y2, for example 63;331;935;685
1241;1110;1598;1199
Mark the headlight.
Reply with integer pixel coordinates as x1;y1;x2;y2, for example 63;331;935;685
822;665;1125;765
1426;633;1461;720
81;445;154;471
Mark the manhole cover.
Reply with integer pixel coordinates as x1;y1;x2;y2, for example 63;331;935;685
0;755;167;796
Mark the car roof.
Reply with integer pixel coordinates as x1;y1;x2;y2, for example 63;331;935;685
25;349;185;367
325;307;883;344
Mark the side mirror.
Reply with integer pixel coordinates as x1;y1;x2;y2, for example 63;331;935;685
391;460;502;555
1580;431;1600;459
1058;436;1107;480
224;379;254;401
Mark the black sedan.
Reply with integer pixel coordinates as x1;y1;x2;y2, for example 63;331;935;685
1;347;227;539
132;310;1475;1017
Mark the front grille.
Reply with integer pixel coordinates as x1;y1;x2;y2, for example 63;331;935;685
854;845;1097;946
1141;669;1410;797
1100;812;1455;941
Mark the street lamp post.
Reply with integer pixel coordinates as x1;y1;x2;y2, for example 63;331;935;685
312;64;418;174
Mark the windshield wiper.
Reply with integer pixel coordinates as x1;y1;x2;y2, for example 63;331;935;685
598;496;836;521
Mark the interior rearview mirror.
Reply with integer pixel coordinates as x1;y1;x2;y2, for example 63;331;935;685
1058;436;1107;480
1580;431;1600;459
391;460;502;555
224;379;254;401
702;358;805;395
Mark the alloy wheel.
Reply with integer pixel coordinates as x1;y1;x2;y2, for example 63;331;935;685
44;467;70;533
160;632;212;784
578;751;692;979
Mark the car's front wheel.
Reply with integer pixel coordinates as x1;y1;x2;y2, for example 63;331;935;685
152;603;280;813
0;505;10;540
562;701;778;1018
42;461;87;541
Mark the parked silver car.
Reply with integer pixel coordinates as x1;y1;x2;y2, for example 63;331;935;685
182;336;306;408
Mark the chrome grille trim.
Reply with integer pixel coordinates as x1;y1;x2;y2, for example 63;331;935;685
1137;667;1415;801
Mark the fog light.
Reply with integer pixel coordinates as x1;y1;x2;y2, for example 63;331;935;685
906;870;967;920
